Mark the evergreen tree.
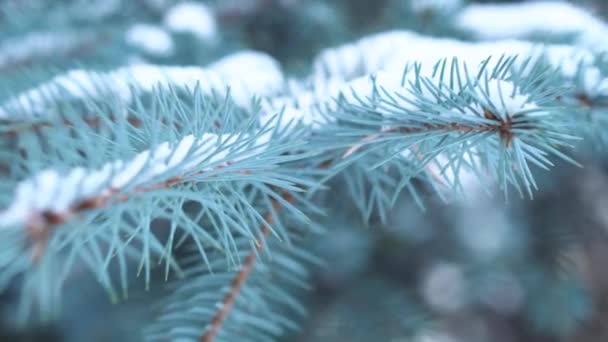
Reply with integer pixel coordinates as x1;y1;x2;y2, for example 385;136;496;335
1;1;608;341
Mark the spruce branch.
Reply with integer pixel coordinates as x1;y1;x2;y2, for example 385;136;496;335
2;132;280;261
552;56;608;148
2;8;607;337
306;55;581;209
145;51;592;341
144;189;319;341
0;121;310;266
147;161;331;342
164;72;518;337
0;80;319;319
306;30;608;153
177;58;574;337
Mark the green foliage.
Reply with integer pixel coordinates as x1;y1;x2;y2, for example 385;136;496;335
0;85;317;323
2;1;608;342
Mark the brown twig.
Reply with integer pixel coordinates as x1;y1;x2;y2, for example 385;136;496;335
198;151;342;342
200;192;295;342
341;109;515;159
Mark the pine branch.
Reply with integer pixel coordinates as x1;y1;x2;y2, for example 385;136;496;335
143;186;318;341
0;125;308;261
188;85;508;338
191;70;535;337
316;56;581;204
0;80;318;317
22;137;265;261
3;16;606;337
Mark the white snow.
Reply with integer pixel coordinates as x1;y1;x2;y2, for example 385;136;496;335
260;71;410;129
414;330;459;342
0;132;270;228
312;30;594;82
207;51;281;80
312;33;541;114
261;76;343;129
474;79;537;117
125;23;175;57
313;30;416;80
206;50;285;107
0;51;284;118
541;45;594;78
455;2;608;49
163;1;218;43
270;43;540;132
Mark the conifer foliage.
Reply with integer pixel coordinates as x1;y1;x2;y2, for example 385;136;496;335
1;0;608;341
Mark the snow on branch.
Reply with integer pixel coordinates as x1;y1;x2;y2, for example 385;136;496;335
260;76;347;129
329;59;578;198
0;50;284;119
455;1;608;48
261;68;425;130
312;30;593;82
266;46;551;132
172;63;560;341
0;130;275;261
0;131;274;227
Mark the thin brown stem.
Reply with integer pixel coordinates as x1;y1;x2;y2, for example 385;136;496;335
342;109;514;159
200;192;294;342
199;158;337;342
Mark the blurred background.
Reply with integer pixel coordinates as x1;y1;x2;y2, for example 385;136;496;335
2;0;608;341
